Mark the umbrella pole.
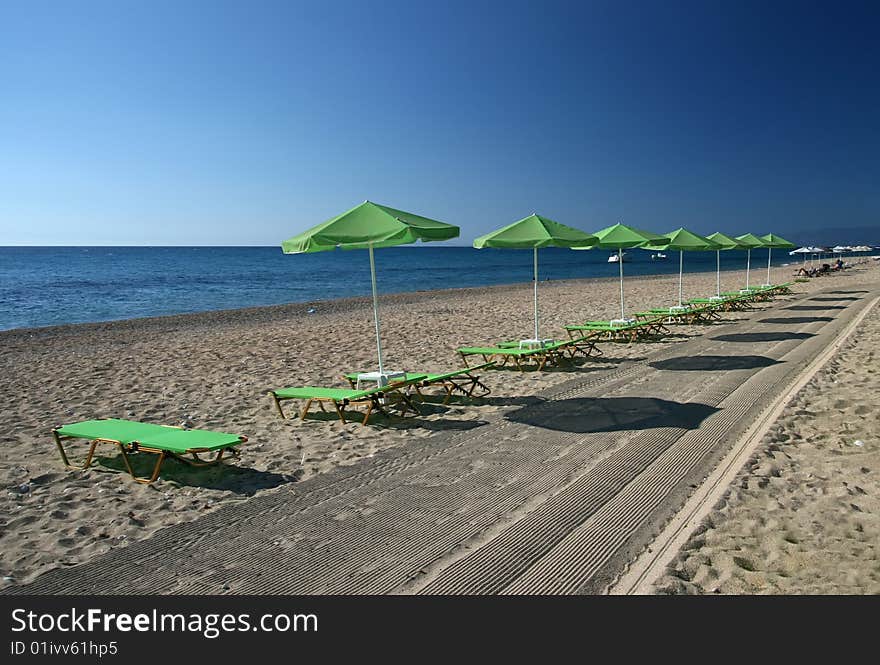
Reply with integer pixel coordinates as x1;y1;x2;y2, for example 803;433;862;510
716;250;721;297
533;246;539;341
745;249;751;289
678;250;684;307
368;243;384;376
766;247;772;285
618;248;625;320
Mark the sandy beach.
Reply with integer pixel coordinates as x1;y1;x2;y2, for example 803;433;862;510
655;283;880;594
1;262;876;590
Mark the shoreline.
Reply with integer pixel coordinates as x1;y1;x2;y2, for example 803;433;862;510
1;262;814;338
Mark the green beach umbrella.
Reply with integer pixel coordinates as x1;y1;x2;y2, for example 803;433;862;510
573;222;666;322
734;233;767;290
652;228;720;307
473;214;597;341
759;233;796;286
281;200;459;377
706;232;745;297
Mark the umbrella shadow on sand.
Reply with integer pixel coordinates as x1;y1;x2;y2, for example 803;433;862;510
785;305;846;310
95;455;293;494
297;406;488;432
827;290;868;294
711;331;815;343
809;297;861;302
758;316;833;325
505;396;718;433
650;355;781;371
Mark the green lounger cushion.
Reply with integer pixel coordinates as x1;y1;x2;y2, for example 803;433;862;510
55;418;244;453
567;321;642;330
346;363;495;384
275;375;429;401
458;346;542;356
272;386;381;401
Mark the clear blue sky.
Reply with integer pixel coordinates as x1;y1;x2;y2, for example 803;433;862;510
1;0;878;245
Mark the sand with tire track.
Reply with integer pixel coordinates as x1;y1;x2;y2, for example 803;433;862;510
656;286;880;594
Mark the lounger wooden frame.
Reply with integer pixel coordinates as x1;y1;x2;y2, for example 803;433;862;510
564;317;669;343
458;345;567;372
270;379;424;425
51;426;246;485
635;305;720;325
344;364;494;405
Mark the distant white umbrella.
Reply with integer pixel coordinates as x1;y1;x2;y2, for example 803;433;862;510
790;246;812;268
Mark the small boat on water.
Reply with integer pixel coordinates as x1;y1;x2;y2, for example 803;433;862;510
608;252;627;263
651;252;667;260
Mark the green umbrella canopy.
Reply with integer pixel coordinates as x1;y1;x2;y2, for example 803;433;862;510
759;233;796;249
706;232;745;249
734;232;767;248
653;228;719;307
759;233;796;287
572;222;665;250
280;201;458;378
572;222;666;323
653;227;720;251
474;214;597;341
473;214;597;248
281;200;459;253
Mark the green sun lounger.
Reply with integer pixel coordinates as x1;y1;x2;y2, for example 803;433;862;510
565;316;669;342
458;344;565;371
688;295;753;311
496;335;604;359
344;362;494;404
724;282;792;301
722;289;771;302
765;281;794;294
635;303;720;325
269;374;428;425
52;418;247;484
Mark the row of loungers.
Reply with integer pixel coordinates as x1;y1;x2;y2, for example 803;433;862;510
270;362;495;425
51;282;793;483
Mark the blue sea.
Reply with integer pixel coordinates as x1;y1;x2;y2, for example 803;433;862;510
0;246;795;331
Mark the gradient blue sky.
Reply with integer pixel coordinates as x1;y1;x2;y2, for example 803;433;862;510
1;0;878;245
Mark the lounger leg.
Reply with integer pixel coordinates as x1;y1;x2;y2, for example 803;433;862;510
270;393;287;419
333;400;347;425
186;448;231;465
300;398;314;421
361;401;374;426
400;392;421;416
53;431;98;470
53;430;71;466
115;442;140;479
129;451;167;485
